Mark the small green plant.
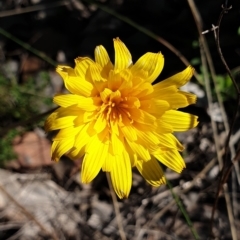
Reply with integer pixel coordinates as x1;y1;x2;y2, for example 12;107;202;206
0;129;18;166
215;72;238;101
0;69;53;164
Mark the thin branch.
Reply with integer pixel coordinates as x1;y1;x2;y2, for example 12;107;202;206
210;3;240;234
147;156;217;227
187;1;238;239
0;183;58;240
0;0;70;18
215;4;240;156
199;37;237;240
106;173;127;240
221;147;240;188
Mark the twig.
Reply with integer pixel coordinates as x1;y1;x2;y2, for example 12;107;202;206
187;0;237;171
0;183;58;240
147;157;217;227
200;38;237;240
211;3;240;234
217;5;240;219
187;0;231;156
215;5;240;161
223;183;237;240
214;3;240;207
187;1;238;239
220;146;240;194
0;0;70;18
106;173;127;240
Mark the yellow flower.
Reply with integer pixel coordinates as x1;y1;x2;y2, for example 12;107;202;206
45;38;198;199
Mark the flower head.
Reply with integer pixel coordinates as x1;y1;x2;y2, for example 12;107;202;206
45;38;198;198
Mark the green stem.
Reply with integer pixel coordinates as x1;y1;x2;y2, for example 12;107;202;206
0;27;57;67
167;179;200;240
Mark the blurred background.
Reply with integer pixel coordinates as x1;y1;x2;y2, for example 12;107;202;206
0;0;240;239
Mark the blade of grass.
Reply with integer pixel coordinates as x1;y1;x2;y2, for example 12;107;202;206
0;27;57;67
166;179;200;240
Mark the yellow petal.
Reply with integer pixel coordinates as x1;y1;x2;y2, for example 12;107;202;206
161;110;198;132
45;115;76;131
81;135;109;183
120;97;140;109
87;63;108;93
110;90;121;102
51;138;74;161
45;106;85;131
114;38;132;70
94;114;107;133
67;147;85;160
118;70;133;91
126;139;151;161
133;121;157;132
53;125;82;140
111;132;124;156
179;91;197;105
110;120;119;136
100;88;112;103
129;108;156;125
131;82;154;98
154;149;186;173
51;141;60;161
68;124;91;159
85;120;97;137
53;94;79;108
120;124;137;142
152;85;178;98
45;110;58;132
94;45;112;67
55;106;82;117
118;108;133;126
155;121;173;134
56;65;94;97
137;130;160;146
53;94;101;111
157;133;184;151
102;152;113;172
74;57;94;77
158;66;194;88
147;99;170;116
87;63;106;82
136;157;166;187
131;52;164;83
74;111;95;126
108;70;123;91
124;144;137;167
110;150;132;199
160;93;189;109
74;124;91;147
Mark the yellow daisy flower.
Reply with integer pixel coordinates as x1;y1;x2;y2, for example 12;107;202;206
45;38;198;199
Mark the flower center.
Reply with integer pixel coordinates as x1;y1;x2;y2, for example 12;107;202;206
105;100;117;121
96;88;137;126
